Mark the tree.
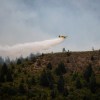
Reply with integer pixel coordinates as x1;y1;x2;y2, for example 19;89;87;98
29;53;36;62
0;63;13;82
19;83;26;94
57;75;65;93
83;64;93;82
50;89;56;99
55;62;66;76
31;75;36;85
40;69;49;87
6;69;13;82
40;69;54;88
89;73;96;93
47;70;54;89
17;58;22;65
67;50;71;56
5;57;10;64
67;59;70;63
63;88;69;96
72;72;78;81
1;63;8;75
0;63;8;82
0;74;5;82
75;77;82;89
47;62;52;70
62;48;66;52
91;55;95;61
55;66;62;76
29;53;35;58
0;56;4;65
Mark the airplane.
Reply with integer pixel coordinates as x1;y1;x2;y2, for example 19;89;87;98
59;35;67;38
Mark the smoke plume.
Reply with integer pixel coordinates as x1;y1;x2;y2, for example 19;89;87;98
0;37;65;59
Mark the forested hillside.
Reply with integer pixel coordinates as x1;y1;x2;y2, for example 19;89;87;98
0;50;100;100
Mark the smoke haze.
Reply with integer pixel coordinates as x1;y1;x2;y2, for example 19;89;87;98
0;0;100;52
0;37;65;59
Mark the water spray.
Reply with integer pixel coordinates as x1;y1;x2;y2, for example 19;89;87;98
0;36;67;59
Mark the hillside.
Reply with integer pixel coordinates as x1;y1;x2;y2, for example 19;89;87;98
0;50;100;100
25;50;100;74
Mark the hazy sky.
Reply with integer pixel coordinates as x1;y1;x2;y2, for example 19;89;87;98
0;0;100;52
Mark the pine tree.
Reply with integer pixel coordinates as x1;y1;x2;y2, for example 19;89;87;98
91;55;95;61
55;66;62;75
0;74;5;82
63;87;69;96
5;57;10;64
60;62;66;74
67;50;71;56
89;73;96;93
17;59;22;65
19;83;26;94
57;75;65;93
31;75;36;85
0;63;13;82
0;63;8;82
40;69;49;87
83;64;93;82
40;69;54;87
47;70;54;89
50;89;56;99
72;72;78;81
6;69;13;82
75;77;82;89
0;56;4;65
62;48;66;52
1;63;8;75
47;62;52;70
55;62;66;75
